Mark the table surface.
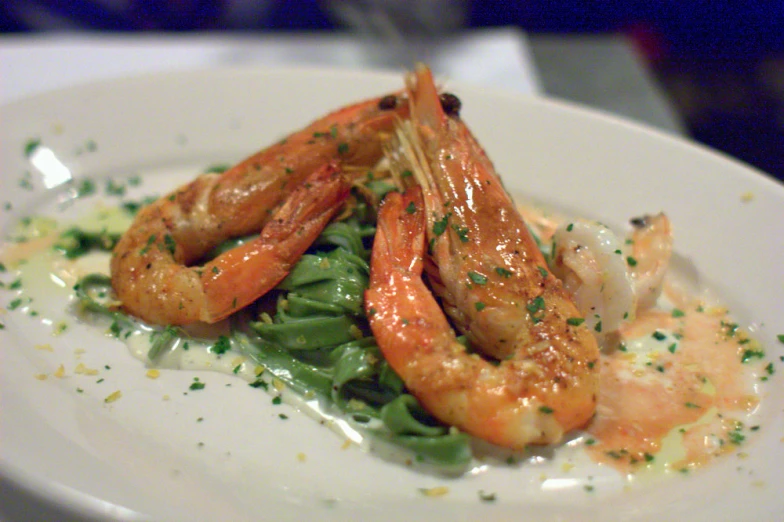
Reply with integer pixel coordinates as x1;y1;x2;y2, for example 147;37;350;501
529;34;685;136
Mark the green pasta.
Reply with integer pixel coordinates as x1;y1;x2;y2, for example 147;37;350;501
71;186;473;469
243;208;472;467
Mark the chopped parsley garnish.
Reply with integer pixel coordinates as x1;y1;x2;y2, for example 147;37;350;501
626;256;638;267
495;267;513;278
24;138;41;158
163;234;176;255
741;349;765;363
272;395;282;405
451;224;470;243
594;321;603;333
777;334;784;344
652;330;667;341
76;179;97;198
249;379;268;389
728;427;745;445
433;213;451;236
468;271;487;285
189;381;206;391
105;179;126;196
140;234;156;255
671;308;685;318
537;266;548;278
566;223;574;232
109;320;122;337
475;302;486;311
684;402;701;409
211;335;231;355
526;296;545;314
567;317;585;326
337;142;349;155
667;343;677;354
721;320;739;337
538;405;554;414
405;201;417;214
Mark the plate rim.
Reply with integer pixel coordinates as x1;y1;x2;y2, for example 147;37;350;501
1;64;783;522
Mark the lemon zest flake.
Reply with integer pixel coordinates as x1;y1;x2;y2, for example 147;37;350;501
419;486;449;498
74;363;99;376
104;390;122;403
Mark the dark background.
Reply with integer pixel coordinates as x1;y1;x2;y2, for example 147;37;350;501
3;0;783;182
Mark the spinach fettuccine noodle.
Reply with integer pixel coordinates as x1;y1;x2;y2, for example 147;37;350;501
242;213;472;467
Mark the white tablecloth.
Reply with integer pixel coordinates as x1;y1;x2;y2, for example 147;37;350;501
0;27;541;104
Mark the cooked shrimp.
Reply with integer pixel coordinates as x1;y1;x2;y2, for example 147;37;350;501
367;189;596;448
550;220;636;335
627;213;673;311
369;64;599;447
112;91;408;325
111;163;349;325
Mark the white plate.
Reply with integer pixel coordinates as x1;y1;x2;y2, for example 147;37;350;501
1;67;783;522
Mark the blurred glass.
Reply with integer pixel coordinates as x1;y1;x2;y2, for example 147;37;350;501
323;0;468;39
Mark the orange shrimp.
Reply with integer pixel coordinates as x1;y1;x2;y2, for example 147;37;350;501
367;65;599;448
112;93;408;325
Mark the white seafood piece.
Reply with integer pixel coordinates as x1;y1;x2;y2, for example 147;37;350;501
550;220;637;340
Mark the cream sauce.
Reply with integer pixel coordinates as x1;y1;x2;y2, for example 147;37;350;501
1;200;769;479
